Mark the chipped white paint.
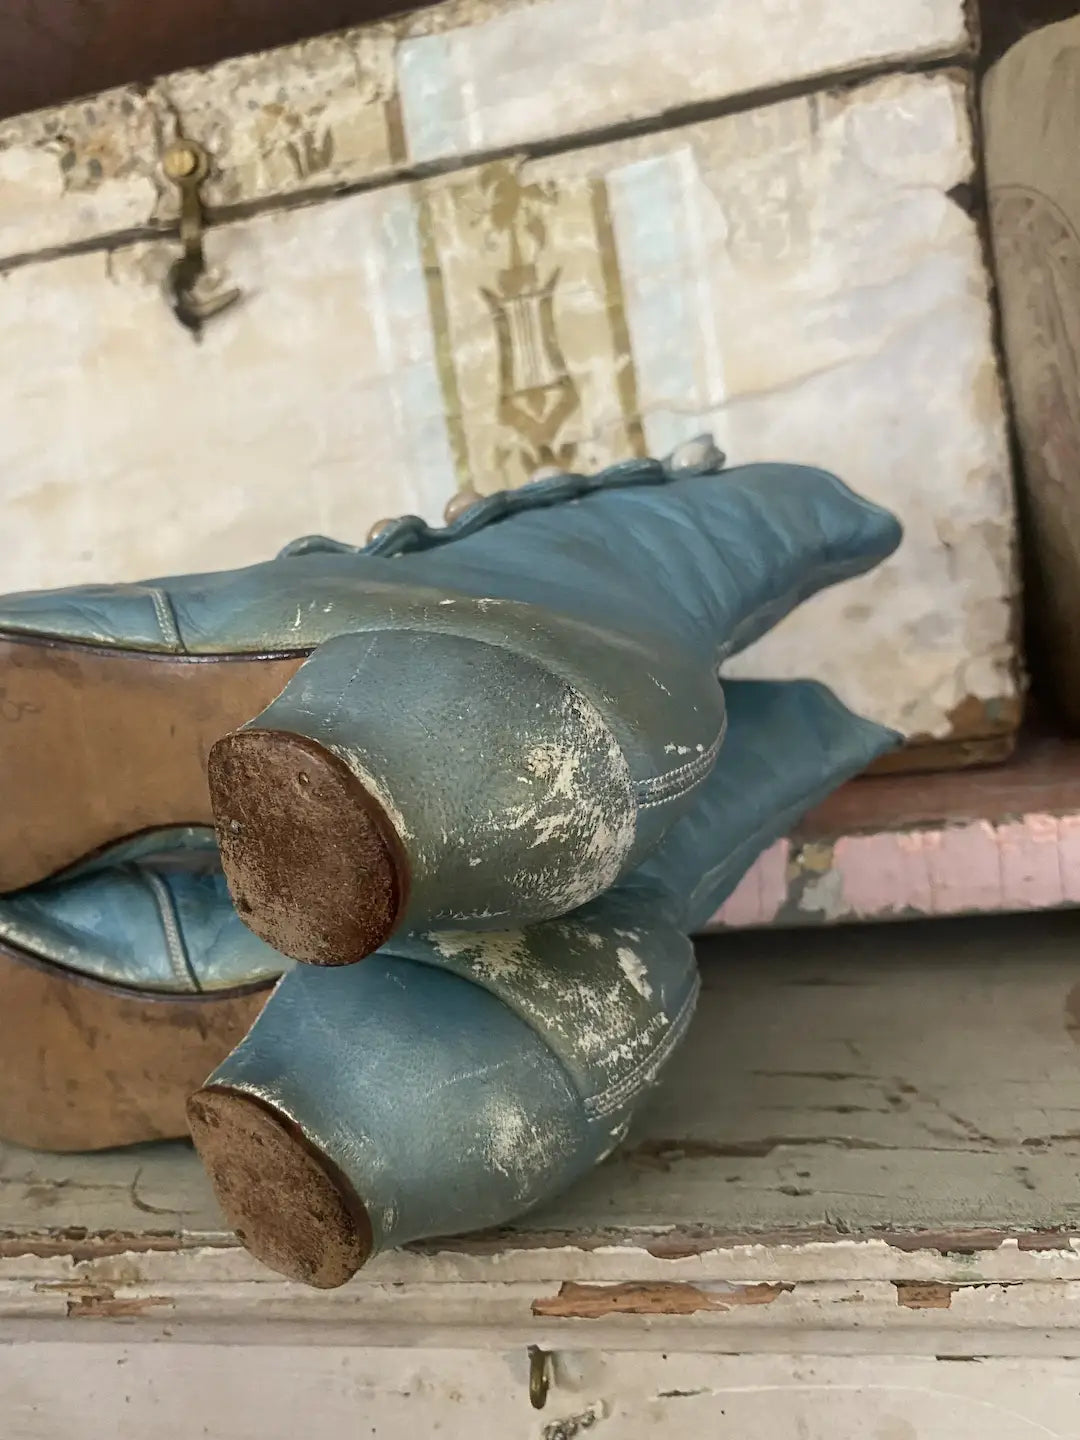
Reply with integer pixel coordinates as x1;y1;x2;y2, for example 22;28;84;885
9;1346;1080;1440
709;813;1080;928
497;688;637;917
426;915;679;1104
477;1091;572;1204
0;0;972;262
8;916;1080;1431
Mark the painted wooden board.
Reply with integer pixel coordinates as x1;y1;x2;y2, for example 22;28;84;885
0;71;1017;745
5;914;1080;1436
711;733;1080;927
4;911;1080;1276
8;1347;1080;1440
0;0;973;262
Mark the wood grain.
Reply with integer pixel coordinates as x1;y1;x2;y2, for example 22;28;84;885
0;944;271;1151
4;908;1080;1244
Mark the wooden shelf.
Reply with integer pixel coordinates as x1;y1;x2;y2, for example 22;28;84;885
4;911;1080;1277
5;911;1080;1431
711;731;1080;928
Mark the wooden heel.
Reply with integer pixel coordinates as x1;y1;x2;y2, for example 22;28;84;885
209;730;408;967
188;1085;372;1289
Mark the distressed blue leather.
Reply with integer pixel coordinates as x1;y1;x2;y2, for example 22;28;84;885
0;445;900;665
0;830;288;993
194;446;897;948
205;680;900;1262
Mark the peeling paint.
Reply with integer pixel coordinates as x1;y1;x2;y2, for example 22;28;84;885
34;1279;174;1318
427;929;532;981
531;1279;794;1318
711;811;1080;930
540;1403;607;1440
895;1281;959;1309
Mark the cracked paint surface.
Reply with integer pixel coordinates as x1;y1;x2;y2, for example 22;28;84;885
710;813;1080;929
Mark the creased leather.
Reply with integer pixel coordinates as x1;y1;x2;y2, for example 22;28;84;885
207;680;901;1257
0;458;901;672
0;834;289;993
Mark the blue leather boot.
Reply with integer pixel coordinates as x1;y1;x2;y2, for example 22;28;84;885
188;680;900;1288
0;830;288;1152
0;441;900;969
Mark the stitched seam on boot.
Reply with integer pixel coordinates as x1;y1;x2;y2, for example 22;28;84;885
139;868;200;992
585;976;700;1119
146;587;184;653
635;724;724;808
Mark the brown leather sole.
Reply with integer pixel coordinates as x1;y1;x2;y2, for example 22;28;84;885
0;635;304;892
187;1085;372;1288
0;942;273;1152
209;730;409;966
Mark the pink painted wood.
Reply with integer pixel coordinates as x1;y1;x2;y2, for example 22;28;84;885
704;732;1080;929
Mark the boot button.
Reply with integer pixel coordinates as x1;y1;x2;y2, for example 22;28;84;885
366;517;396;542
443;487;483;523
667;433;726;474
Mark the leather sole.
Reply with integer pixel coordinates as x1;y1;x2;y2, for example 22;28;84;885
0;942;273;1152
187;1084;372;1288
208;730;409;967
0;635;304;892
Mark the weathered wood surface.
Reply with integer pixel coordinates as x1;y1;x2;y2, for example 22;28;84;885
5;913;1080;1432
4;911;1080;1280
9;1347;1080;1440
0;0;973;261
0;70;1017;744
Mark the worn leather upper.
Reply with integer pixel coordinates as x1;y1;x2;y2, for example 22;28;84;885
209;680;900;1252
0;829;288;993
0;680;896;1012
0;448;901;669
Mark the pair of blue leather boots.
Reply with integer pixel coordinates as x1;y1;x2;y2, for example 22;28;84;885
0;438;901;1287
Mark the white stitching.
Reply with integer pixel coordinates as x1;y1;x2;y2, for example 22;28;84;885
634;718;725;808
636;735;721;795
637;775;711;811
584;976;700;1119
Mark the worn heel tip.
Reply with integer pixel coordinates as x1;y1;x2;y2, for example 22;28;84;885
208;729;409;966
188;1086;372;1288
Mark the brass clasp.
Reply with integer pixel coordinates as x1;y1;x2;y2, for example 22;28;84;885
161;140;240;338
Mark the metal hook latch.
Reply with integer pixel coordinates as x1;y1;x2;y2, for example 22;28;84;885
161;140;240;338
528;1347;551;1410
